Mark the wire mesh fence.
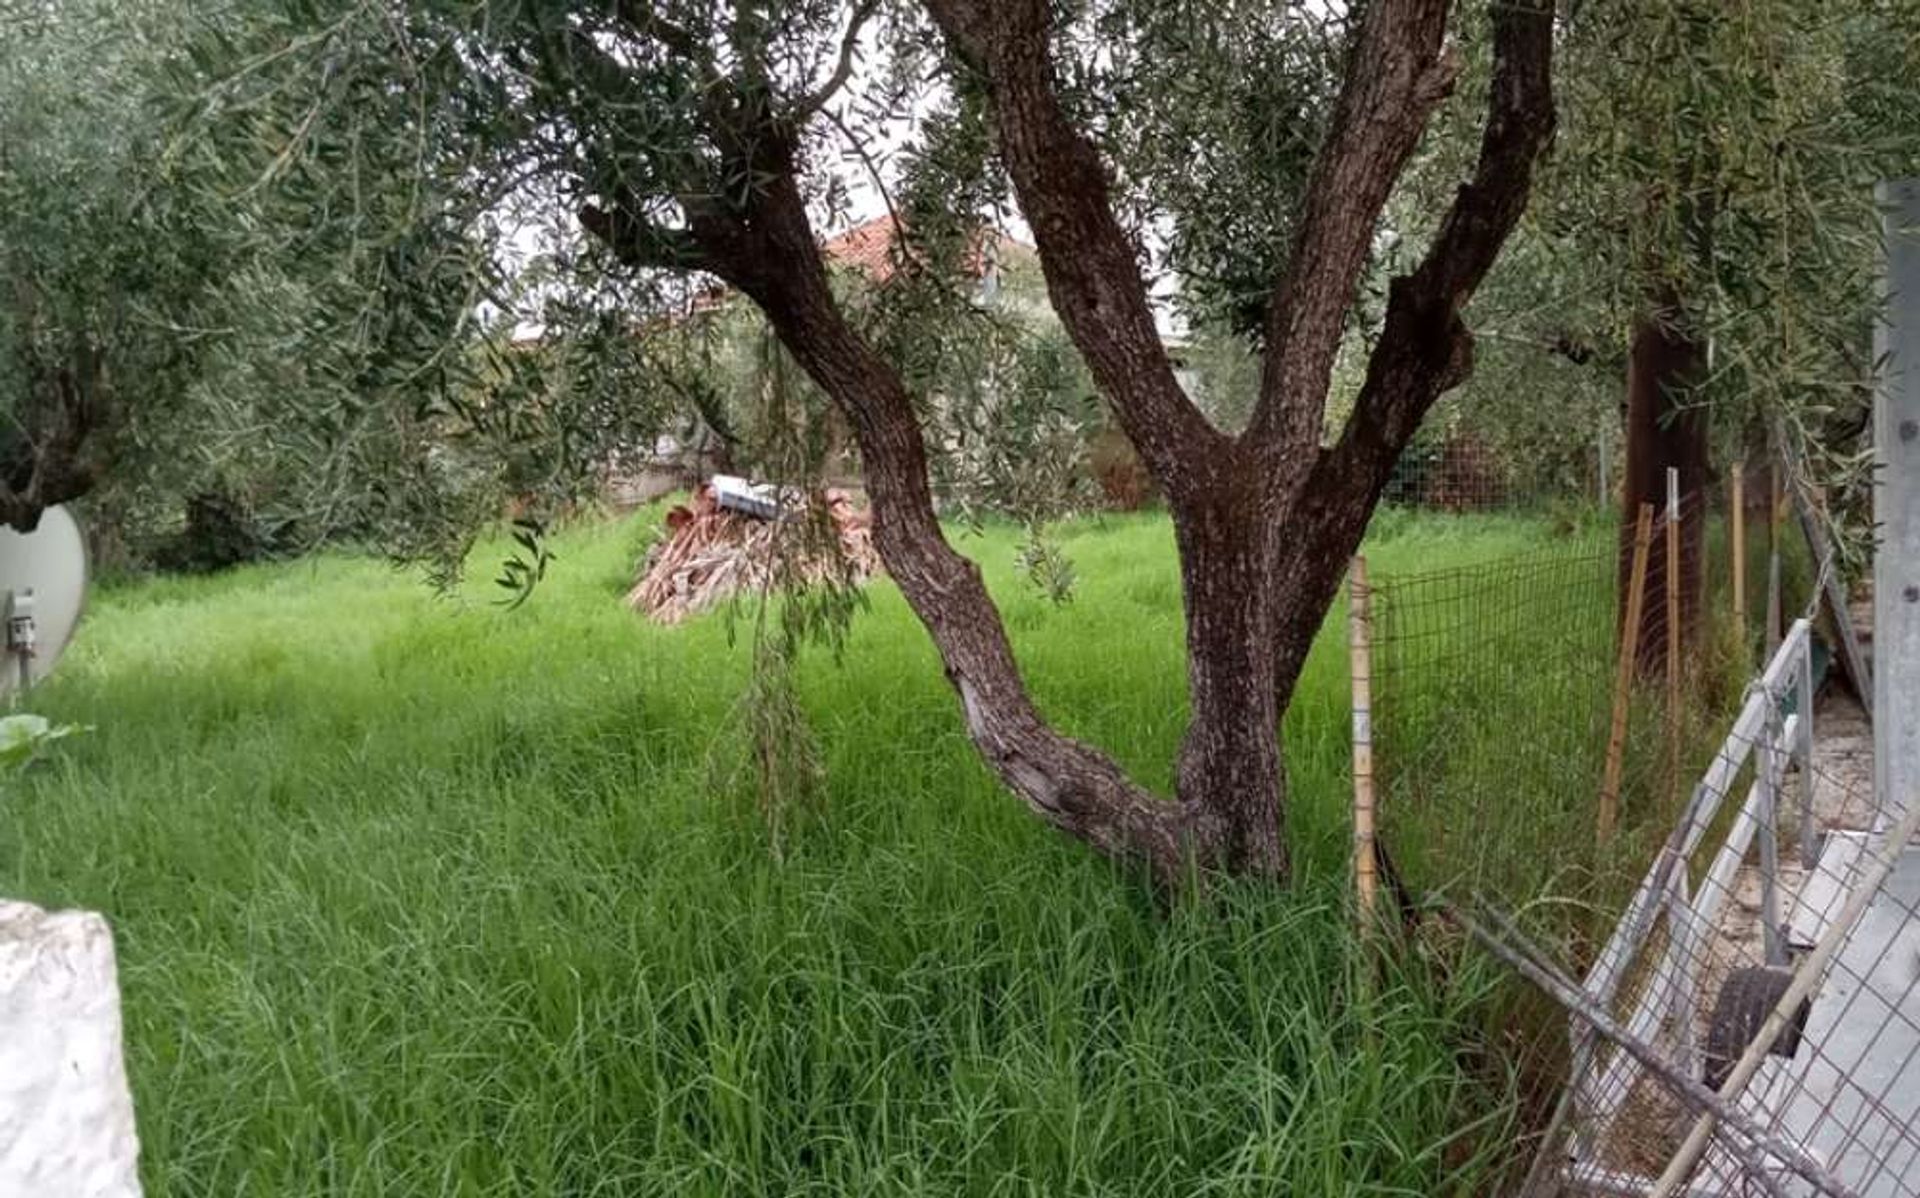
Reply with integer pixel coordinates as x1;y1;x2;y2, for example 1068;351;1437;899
1375;411;1625;514
1355;472;1849;1190
1366;486;1747;920
1456;609;1919;1198
1355;442;1916;1195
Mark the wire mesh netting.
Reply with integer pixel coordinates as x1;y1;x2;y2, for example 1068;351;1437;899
1458;609;1919;1198
1356;479;1854;1190
1377;426;1615;513
1356;420;1915;1195
1367;488;1745;918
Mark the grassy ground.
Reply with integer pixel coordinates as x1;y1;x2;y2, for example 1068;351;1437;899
3;507;1585;1196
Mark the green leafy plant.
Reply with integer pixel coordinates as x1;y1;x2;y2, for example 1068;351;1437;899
493;518;557;610
1016;524;1078;606
0;713;87;770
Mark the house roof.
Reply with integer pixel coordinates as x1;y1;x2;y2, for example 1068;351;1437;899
822;215;902;279
820;214;1033;286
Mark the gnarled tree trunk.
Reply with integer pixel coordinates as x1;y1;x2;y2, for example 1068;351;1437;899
1172;481;1288;875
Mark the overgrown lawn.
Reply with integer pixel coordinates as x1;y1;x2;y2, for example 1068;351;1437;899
3;507;1575;1196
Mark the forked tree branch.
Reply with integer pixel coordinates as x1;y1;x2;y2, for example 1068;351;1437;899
1246;0;1458;459
921;0;1228;498
1330;0;1557;479
1268;0;1557;690
785;0;880;127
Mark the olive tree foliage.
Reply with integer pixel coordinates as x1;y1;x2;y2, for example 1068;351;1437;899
1549;0;1920;421
176;86;680;587
1415;0;1920;552
0;0;205;535
1084;5;1346;341
0;0;666;575
3;2;382;562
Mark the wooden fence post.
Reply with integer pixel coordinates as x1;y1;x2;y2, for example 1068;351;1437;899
1349;556;1378;924
1666;468;1683;809
1731;465;1747;646
1767;461;1784;657
1600;504;1656;840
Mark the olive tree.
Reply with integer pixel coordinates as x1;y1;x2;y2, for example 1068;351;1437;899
1456;0;1920;655
0;0;200;531
154;0;1555;885
1;0;552;568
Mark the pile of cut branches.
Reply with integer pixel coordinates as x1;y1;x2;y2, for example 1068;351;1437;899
626;482;879;624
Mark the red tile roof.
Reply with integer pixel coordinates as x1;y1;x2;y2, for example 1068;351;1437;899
820;214;1032;285
822;215;902;280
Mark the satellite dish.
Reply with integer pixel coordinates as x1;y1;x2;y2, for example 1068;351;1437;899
0;505;88;697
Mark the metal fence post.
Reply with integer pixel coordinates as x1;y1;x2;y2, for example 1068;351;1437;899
1732;465;1747;647
1767;461;1784;659
1666;867;1700;1077
1798;641;1818;868
1758;702;1785;967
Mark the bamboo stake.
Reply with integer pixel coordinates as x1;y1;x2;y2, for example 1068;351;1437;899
1599;503;1656;840
1348;555;1378;924
1767;460;1784;657
1731;465;1747;644
1666;468;1683;810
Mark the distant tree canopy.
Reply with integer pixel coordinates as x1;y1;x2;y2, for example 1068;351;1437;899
1445;1;1920;538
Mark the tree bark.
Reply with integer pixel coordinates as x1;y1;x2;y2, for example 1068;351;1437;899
1171;473;1288;876
1620;297;1709;677
730;172;1204;884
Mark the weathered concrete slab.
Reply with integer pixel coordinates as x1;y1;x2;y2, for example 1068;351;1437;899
1772;848;1920;1197
0;899;142;1198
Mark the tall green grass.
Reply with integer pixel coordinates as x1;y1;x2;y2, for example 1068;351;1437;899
2;507;1582;1196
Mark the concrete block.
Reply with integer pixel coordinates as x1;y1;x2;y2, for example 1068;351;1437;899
0;899;141;1198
